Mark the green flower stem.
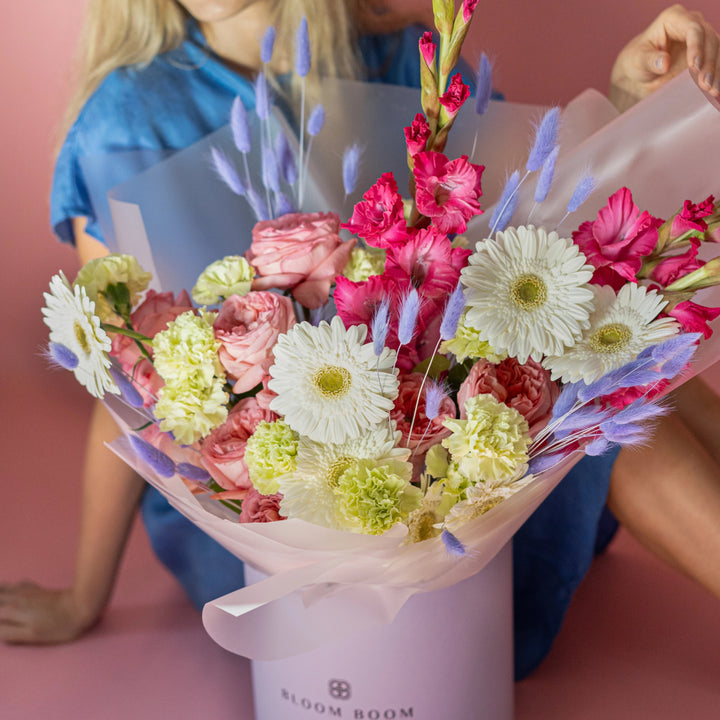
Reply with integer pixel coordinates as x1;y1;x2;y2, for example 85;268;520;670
101;323;153;361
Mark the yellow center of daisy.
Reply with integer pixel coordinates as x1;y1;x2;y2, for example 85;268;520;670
312;365;351;398
74;321;91;355
588;323;632;353
326;457;353;487
511;274;547;310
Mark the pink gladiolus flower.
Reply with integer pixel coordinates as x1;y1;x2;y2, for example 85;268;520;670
668;300;720;339
200;398;277;492
651;245;704;287
573;188;662;289
384;226;470;300
342;172;409;248
214;291;296;394
439;74;471;118
671;195;715;239
413;151;484;234
404;113;431;157
239;487;285;523
463;0;480;22
457;357;559;437
419;31;436;68
248;211;355;309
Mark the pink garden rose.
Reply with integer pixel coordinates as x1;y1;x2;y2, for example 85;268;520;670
439;74;471;118
200;397;277;491
413;151;484;234
214;291;295;394
238;487;285;523
384;226;470;299
573;188;662;289
342;172;409;248
404;113;431;156
458;357;559;436
111;289;193;407
247;212;355;309
390;373;456;456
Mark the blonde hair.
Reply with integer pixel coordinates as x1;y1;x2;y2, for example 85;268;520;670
59;0;364;146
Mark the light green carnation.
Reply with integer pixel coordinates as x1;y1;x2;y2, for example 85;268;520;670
342;246;386;282
74;254;152;321
440;311;507;363
192;255;255;304
155;377;228;444
336;459;422;535
245;420;298;495
442;394;530;484
152;310;222;385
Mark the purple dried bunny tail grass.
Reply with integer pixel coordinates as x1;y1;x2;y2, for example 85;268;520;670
261;139;280;194
295;16;311;77
439;283;466;340
397;288;421;345
261;26;276;64
342;143;361;196
566;173;596;214
442;529;467;557
211;147;245;196
177;463;212;482
129;434;176;478
534;144;559;203
255;72;271;121
109;367;144;408
275;131;298;186
230;96;251;153
424;380;446;421
371;296;391;357
490;170;520;233
307;104;325;137
475;53;493;116
526;107;560;173
47;342;78;371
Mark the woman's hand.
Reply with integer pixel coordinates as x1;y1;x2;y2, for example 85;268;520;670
610;4;720;111
0;582;97;644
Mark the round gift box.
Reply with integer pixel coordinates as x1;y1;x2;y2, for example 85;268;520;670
245;543;513;720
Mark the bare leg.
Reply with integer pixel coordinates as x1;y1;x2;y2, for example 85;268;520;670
608;408;720;599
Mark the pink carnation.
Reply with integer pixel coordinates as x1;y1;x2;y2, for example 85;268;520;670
384;226;470;300
238;487;285;524
342;172;409;248
573;188;661;289
111;289;193;407
413;151;484;234
200;398;277;492
404;113;431;157
214;291;295;394
248;212;355;309
457;357;559;437
439;74;471;118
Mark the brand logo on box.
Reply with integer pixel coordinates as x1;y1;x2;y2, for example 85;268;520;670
328;680;351;700
280;688;413;718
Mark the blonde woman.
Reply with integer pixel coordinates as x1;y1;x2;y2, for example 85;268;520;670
1;0;719;682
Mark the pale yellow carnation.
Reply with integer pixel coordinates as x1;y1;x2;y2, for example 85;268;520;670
440;311;507;363
245;420;298;495
442;394;530;484
192;255;255;305
342;246;386;282
74;254;152;320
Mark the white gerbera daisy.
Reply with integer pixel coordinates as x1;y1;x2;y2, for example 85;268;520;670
543;283;679;383
268;316;398;444
278;423;410;530
460;225;595;363
42;272;118;398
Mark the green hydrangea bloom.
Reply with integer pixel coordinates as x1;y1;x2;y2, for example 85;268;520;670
442;394;529;484
336;459;421;535
74;254;152;321
192;255;255;305
245;420;298;495
342;246;386;283
440;311;507;363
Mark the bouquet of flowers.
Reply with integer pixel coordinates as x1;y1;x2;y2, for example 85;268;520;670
42;1;720;717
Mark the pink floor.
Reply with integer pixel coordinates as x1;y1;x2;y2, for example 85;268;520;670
2;305;720;717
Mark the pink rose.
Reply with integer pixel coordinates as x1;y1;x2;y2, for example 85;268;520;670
390;373;456;456
214;291;295;394
111;289;193;407
200;398;277;491
439;74;471;118
342;172;409;248
573;188;661;289
247;212;355;309
458;357;559;436
238;487;286;523
413;151;484;234
404;113;431;156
